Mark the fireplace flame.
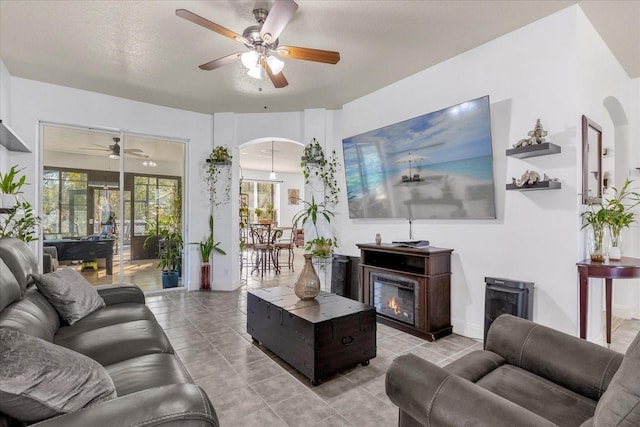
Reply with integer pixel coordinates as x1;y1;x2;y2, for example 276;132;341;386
388;297;401;315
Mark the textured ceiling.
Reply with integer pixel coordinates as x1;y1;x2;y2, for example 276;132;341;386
1;1;637;115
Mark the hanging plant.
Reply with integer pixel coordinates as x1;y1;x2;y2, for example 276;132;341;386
205;145;232;207
300;138;340;206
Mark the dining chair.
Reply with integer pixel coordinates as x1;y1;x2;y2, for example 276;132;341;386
275;226;296;271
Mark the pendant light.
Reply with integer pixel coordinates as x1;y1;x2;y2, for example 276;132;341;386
269;140;277;180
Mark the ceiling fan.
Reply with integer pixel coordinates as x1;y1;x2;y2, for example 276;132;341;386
80;137;149;159
176;0;340;88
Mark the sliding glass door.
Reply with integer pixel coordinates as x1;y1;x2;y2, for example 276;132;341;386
42;124;185;291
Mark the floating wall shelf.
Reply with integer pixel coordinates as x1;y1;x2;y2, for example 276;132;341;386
0;120;31;153
506;181;561;191
506;142;561;159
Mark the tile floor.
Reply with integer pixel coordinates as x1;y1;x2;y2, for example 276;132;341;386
147;280;481;426
136;245;638;426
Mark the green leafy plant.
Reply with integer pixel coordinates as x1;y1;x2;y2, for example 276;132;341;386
191;214;225;263
156;221;183;272
0;201;40;242
0;165;27;196
601;179;640;247
292;196;337;258
205;145;232;207
300;138;340;206
0;166;40;242
581;178;640;259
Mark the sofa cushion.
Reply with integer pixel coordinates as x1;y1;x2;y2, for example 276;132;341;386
54;303;157;341
0;328;117;423
31;268;105;325
0;237;38;295
0;286;60;341
54;319;173;366
105;353;194;396
477;364;597;426
0;259;21;312
486;314;623;400
593;330;640;426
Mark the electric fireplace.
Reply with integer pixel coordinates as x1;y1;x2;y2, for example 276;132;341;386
358;243;454;341
371;272;417;326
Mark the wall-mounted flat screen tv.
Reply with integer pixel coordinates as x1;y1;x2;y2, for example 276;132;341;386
342;95;496;219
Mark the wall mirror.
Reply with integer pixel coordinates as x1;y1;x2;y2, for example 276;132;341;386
581;115;602;205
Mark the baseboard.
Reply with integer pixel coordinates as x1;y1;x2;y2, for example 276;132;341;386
451;318;483;340
613;304;633;320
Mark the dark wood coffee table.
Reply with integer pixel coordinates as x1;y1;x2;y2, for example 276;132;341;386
247;286;376;385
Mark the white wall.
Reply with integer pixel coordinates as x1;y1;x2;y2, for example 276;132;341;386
337;6;634;339
210;109;337;291
7;76;213;290
1;60;13;172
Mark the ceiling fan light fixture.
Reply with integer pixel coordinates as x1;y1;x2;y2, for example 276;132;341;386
241;50;259;69
109;153;119;160
267;55;285;75
247;65;262;79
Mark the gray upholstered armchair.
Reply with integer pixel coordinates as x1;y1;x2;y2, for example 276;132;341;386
386;314;640;426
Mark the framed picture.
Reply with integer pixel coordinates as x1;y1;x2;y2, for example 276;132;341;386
288;189;300;204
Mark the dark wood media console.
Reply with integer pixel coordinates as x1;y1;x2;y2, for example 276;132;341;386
357;243;453;341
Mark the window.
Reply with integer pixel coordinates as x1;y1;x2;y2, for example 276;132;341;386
42;169;88;238
241;180;278;223
133;176;181;236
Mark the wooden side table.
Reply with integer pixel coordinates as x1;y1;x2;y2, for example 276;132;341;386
578;257;640;344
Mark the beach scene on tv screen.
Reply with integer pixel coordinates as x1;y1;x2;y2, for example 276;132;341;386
342;96;496;219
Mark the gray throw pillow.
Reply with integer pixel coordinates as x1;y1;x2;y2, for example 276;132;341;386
31;268;105;325
593;330;640;425
0;328;117;423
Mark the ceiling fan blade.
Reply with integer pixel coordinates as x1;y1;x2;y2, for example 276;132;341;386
176;9;248;44
125;152;149;159
260;0;298;44
262;57;288;88
277;46;340;64
80;147;109;151
124;148;143;153
199;52;242;71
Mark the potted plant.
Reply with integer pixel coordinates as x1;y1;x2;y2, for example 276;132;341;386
300;138;341;206
292;196;337;258
145;214;183;288
205;145;232;207
601;179;640;259
581;178;640;261
191;214;225;290
0;165;40;242
0;165;27;209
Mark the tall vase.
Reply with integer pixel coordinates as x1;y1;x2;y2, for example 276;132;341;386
587;224;606;262
200;262;211;290
608;227;623;261
294;254;321;300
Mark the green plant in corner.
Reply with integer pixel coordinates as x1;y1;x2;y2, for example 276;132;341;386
205;145;233;207
191;214;226;263
0;165;40;242
0;165;27;198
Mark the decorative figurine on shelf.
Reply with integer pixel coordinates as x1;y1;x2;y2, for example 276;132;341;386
513;119;548;148
512;170;559;187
